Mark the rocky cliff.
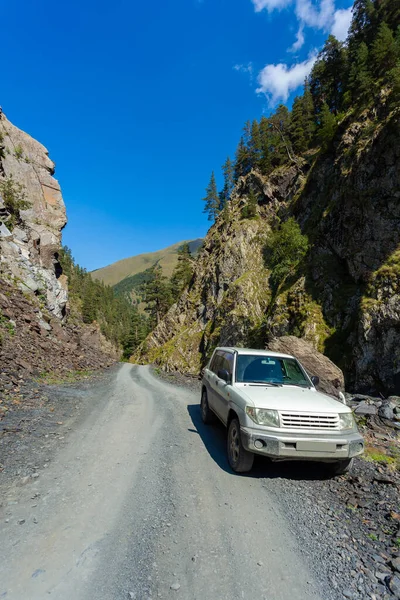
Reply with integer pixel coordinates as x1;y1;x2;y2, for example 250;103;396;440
136;97;400;396
0;113;67;318
0;112;116;388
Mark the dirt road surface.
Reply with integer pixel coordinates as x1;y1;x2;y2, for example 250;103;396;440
0;364;325;600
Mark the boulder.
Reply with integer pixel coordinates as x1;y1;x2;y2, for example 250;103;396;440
267;335;344;398
0;222;12;239
12;227;28;243
354;402;378;416
378;401;395;421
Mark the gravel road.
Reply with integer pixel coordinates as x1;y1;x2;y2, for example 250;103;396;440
0;363;327;600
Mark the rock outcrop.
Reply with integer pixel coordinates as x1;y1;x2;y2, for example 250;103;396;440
136;98;400;396
0;113;67;318
0;113;118;390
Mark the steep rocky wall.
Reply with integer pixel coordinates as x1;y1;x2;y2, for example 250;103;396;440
0;113;67;318
288;102;400;394
0;113;118;387
136;165;304;374
136;99;400;396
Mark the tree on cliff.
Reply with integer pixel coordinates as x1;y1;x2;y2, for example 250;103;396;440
371;22;399;76
309;35;347;114
0;176;30;229
219;157;234;210
318;102;337;150
203;171;220;222
144;264;173;326
170;242;194;296
348;42;373;104
264;218;309;292
234;137;252;181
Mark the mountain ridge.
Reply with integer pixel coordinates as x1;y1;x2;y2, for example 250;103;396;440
91;238;203;287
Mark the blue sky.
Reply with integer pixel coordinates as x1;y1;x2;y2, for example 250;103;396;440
2;0;352;271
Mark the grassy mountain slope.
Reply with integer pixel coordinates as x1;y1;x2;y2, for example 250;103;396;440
91;239;203;287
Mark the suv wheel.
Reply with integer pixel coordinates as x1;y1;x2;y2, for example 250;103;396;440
201;389;214;425
328;458;353;476
227;418;254;473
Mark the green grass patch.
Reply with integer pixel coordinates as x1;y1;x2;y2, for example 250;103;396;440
35;369;93;385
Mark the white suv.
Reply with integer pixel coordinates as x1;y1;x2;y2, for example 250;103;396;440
201;347;364;474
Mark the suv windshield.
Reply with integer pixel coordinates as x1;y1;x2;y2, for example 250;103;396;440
235;354;310;387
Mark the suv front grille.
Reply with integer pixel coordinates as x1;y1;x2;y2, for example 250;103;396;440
280;412;339;429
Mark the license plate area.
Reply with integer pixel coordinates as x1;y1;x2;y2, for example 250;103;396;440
296;441;336;453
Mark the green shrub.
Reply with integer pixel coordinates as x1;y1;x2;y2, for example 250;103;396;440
264;217;309;291
14;145;23;159
0;176;30;229
241;190;258;219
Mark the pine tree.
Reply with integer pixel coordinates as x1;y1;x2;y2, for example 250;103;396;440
310;35;347;113
318;103;337;151
371;22;398;76
349;0;375;47
202;171;220;221
58;246;138;347
144;264;173;327
269;105;292;165
234;137;251;180
349;42;373;104
241;189;258;219
219;157;234;210
242;121;252;148
302;79;316;144
259;116;272;174
249;120;262;169
122;307;148;360
170;243;194;296
290;96;307;154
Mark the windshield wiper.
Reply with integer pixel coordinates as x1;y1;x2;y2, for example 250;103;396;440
282;382;310;388
247;381;283;387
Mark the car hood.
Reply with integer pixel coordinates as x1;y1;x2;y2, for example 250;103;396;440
237;384;349;414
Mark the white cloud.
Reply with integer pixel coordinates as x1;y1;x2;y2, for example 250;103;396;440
295;0;335;30
252;0;292;12
331;7;353;41
256;53;317;104
252;0;353;48
290;25;305;51
234;63;254;75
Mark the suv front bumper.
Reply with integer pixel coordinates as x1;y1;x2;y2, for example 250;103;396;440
240;427;364;461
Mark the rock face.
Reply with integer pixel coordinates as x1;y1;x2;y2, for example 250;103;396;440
0;113;67;318
136;98;400;396
0;113;118;387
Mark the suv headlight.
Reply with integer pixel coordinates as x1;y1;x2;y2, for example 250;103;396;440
246;407;280;428
339;413;356;431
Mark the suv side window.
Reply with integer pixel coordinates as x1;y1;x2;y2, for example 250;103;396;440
221;352;234;379
210;351;224;374
209;352;218;373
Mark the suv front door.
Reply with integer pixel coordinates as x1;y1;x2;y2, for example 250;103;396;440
212;351;234;423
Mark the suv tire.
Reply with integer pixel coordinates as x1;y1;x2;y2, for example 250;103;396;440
201;389;214;425
227;418;254;473
329;458;353;476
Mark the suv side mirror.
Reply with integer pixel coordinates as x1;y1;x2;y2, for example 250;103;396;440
218;369;231;383
311;375;320;387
